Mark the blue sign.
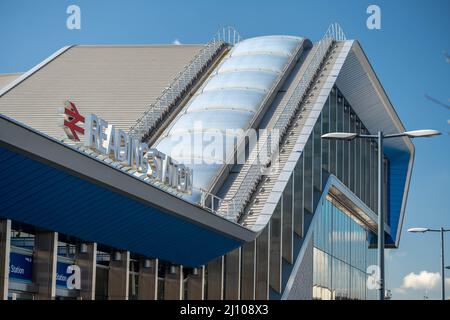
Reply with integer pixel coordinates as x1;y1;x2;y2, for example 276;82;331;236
56;261;75;288
9;252;33;282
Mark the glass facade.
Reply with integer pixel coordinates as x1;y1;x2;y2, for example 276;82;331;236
312;197;377;300
1;85;391;300
215;84;387;300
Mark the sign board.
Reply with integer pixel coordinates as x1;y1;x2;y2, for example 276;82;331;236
9;252;33;283
56;261;81;290
58;101;193;194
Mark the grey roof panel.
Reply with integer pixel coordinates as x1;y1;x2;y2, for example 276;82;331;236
0;45;203;139
0;73;23;90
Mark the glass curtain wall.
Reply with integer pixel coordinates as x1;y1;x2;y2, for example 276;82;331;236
312;197;377;300
204;85;386;300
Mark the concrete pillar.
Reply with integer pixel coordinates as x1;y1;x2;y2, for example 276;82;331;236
186;266;205;300
33;231;58;300
0;219;11;300
138;258;158;300
207;256;224;300
75;242;97;300
108;250;130;300
164;265;183;300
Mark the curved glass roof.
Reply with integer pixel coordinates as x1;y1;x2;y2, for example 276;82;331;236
186;89;266;113
168;110;252;134
218;55;289;74
203;71;277;93
157;132;239;165
231;35;302;57
154;35;303;203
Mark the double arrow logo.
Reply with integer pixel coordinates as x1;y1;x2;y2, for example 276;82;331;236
58;100;85;141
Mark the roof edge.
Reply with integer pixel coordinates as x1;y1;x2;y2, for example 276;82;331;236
0;45;75;98
351;40;415;154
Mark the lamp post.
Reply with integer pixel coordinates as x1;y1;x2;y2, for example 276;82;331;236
322;129;440;300
408;227;450;300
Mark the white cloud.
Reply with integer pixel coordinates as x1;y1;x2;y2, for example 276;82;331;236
393;287;406;295
401;271;440;290
172;38;181;45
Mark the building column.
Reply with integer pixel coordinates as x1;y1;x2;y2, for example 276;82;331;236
0;220;11;300
76;242;97;300
138;258;158;300
207;256;224;300
164;265;183;300
34;231;58;300
256;224;270;300
186;266;205;300
241;241;256;300
108;250;130;300
270;202;282;293
225;248;241;300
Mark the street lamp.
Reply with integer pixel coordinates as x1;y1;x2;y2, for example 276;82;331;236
322;129;440;300
408;227;450;300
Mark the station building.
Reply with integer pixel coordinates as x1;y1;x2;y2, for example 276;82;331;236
0;25;414;300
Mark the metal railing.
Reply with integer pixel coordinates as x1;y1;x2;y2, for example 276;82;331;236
213;26;242;45
199;188;236;221
208;23;346;222
129;26;241;141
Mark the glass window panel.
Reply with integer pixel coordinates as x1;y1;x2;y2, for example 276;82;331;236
336;91;344;181
321;97;330;172
343;102;350;187
282;175;293;263
365;131;371;207
232;35;302;58
303;137;313;213
349;112;356;192
269;201;282;292
374;144;378;213
329;88;337;175
313;115;322;192
218;54;289;75
313;198;378;300
204;71;277;93
187;89;265;114
355;120;361;198
294;155;304;236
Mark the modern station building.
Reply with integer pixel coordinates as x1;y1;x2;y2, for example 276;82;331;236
0;25;414;300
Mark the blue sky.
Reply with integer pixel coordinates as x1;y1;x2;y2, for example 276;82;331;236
0;0;449;299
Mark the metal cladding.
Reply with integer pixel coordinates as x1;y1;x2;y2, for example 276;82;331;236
155;36;304;203
0;45;204;139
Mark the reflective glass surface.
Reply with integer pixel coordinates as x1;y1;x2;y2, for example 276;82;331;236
168;110;253;134
218;55;289;75
312;198;377;300
203;71;277;93
155;36;302;200
231;36;302;57
186;90;265;114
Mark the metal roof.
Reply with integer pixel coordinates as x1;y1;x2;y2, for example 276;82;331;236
0;73;22;90
0;45;203;139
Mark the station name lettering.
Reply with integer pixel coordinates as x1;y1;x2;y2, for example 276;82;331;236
84;113;192;194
